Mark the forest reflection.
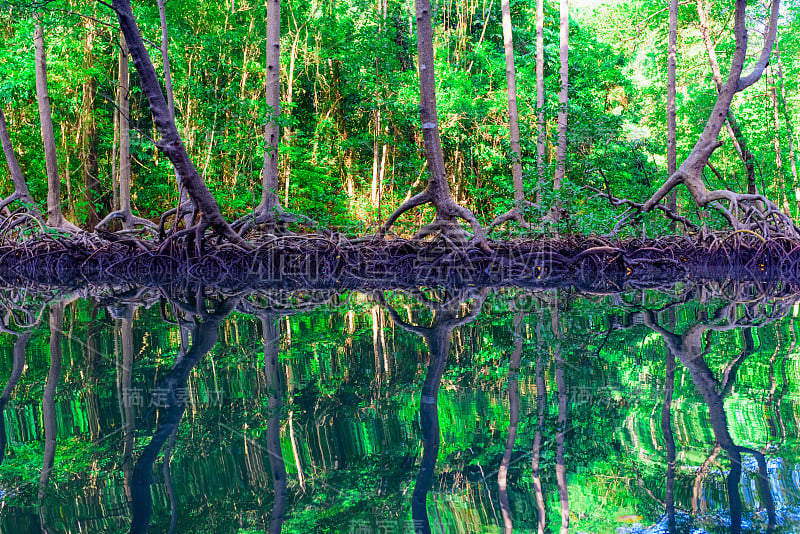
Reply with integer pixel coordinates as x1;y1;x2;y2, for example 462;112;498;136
0;283;799;533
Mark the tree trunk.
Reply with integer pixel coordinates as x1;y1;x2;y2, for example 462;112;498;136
502;0;523;204
284;20;302;208
109;0;244;245
535;0;545;193
259;0;282;218
81;17;102;230
666;0;678;229
96;31;155;233
380;0;489;249
157;0;175;118
548;0;568;221
157;0;192;227
641;0;792;237
35;15;77;232
488;0;534;231
696;0;756;195
111;85;119;212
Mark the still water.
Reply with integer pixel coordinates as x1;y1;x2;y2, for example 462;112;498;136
0;283;798;533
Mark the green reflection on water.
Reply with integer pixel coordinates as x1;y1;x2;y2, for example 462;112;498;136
0;286;798;533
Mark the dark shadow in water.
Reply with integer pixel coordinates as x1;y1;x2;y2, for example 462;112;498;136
644;306;776;534
381;288;487;534
127;297;239;534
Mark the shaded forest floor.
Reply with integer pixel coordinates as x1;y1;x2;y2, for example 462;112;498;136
0;231;798;292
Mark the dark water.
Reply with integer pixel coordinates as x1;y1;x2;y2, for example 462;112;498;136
0;284;798;533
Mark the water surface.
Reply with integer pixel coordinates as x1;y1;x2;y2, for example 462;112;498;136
0;283;798;533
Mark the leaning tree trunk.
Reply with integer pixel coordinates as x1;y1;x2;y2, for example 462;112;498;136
380;0;490;250
34;15;79;233
108;0;245;247
0;108;39;216
489;0;534;231
696;0;756;195
157;0;192;228
641;0;796;238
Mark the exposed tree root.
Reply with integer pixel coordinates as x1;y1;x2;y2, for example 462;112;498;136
96;210;158;236
634;0;787;239
1;230;800;293
489;201;538;233
232;204;325;238
380;190;491;252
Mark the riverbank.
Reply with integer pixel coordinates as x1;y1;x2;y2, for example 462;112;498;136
0;231;796;291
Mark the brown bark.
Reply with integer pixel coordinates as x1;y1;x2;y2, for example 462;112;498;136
35;15;78;232
80;17;102;230
157;0;175;118
503;0;523;202
696;0;756;194
380;0;489;250
157;0;192;229
230;0;317;235
109;0;244;246
97;33;154;234
666;0;678;228
642;0;794;237
0;108;38;214
489;0;535;231
111;84;120;212
260;0;282;219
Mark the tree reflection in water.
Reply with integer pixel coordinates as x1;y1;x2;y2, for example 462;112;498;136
645;305;776;534
1;283;799;532
381;288;487;534
127;296;239;533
